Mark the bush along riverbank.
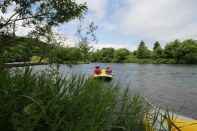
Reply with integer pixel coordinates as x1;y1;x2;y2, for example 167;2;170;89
0;67;178;130
1;34;197;65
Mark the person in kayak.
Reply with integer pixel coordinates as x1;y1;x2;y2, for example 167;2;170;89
106;66;112;75
94;66;102;74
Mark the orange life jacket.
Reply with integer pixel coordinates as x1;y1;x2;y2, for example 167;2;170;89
94;69;101;74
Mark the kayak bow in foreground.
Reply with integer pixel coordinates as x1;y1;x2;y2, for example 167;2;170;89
143;97;197;131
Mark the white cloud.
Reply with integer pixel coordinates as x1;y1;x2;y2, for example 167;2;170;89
102;21;117;31
15;22;34;36
61;36;76;47
115;0;197;42
77;0;108;22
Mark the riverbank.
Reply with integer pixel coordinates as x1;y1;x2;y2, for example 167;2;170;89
0;61;90;69
29;55;195;65
122;58;177;64
0;62;48;68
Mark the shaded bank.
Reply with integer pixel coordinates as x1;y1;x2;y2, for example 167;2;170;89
0;62;48;69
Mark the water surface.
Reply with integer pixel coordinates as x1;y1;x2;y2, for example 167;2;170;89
32;63;197;119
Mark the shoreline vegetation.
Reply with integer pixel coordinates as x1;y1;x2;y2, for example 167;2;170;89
1;35;197;66
0;67;179;130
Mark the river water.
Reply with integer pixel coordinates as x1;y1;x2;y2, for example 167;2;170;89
32;63;197;119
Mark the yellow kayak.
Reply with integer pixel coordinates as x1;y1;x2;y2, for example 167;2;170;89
171;117;197;131
144;97;197;131
145;110;197;131
92;70;114;81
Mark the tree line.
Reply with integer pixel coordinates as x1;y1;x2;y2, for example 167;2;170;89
0;35;82;64
1;34;197;64
90;39;197;64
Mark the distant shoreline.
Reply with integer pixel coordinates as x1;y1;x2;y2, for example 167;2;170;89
0;62;48;68
1;60;196;69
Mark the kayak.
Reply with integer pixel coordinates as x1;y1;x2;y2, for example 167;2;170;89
145;110;197;131
143;97;197;131
92;69;114;81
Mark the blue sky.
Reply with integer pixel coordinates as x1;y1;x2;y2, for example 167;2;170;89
57;0;197;51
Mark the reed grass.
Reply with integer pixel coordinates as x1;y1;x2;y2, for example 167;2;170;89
0;67;178;131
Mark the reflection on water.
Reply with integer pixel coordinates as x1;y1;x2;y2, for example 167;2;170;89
31;63;197;119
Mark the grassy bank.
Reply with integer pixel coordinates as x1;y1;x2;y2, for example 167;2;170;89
0;67;176;130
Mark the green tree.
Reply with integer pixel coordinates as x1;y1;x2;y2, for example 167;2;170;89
137;41;150;59
176;39;197;63
153;41;160;50
67;47;82;62
113;48;130;62
48;46;82;63
49;46;67;63
0;35;49;63
133;50;137;56
151;46;163;59
76;21;98;62
0;0;87;35
89;50;101;62
99;48;115;62
164;39;181;60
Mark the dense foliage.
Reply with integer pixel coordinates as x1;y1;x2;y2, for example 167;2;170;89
90;39;197;64
1;34;197;64
0;0;87;36
0;35;85;64
0;35;49;63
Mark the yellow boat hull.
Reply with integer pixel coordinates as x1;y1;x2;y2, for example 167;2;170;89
92;70;114;81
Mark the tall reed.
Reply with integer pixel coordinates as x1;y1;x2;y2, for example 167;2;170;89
0;67;177;131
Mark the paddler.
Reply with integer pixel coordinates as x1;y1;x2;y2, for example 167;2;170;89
94;66;102;74
106;66;112;75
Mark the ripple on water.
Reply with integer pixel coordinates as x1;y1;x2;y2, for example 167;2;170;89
31;63;197;119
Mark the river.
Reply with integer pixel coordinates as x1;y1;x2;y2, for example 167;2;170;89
32;63;197;119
